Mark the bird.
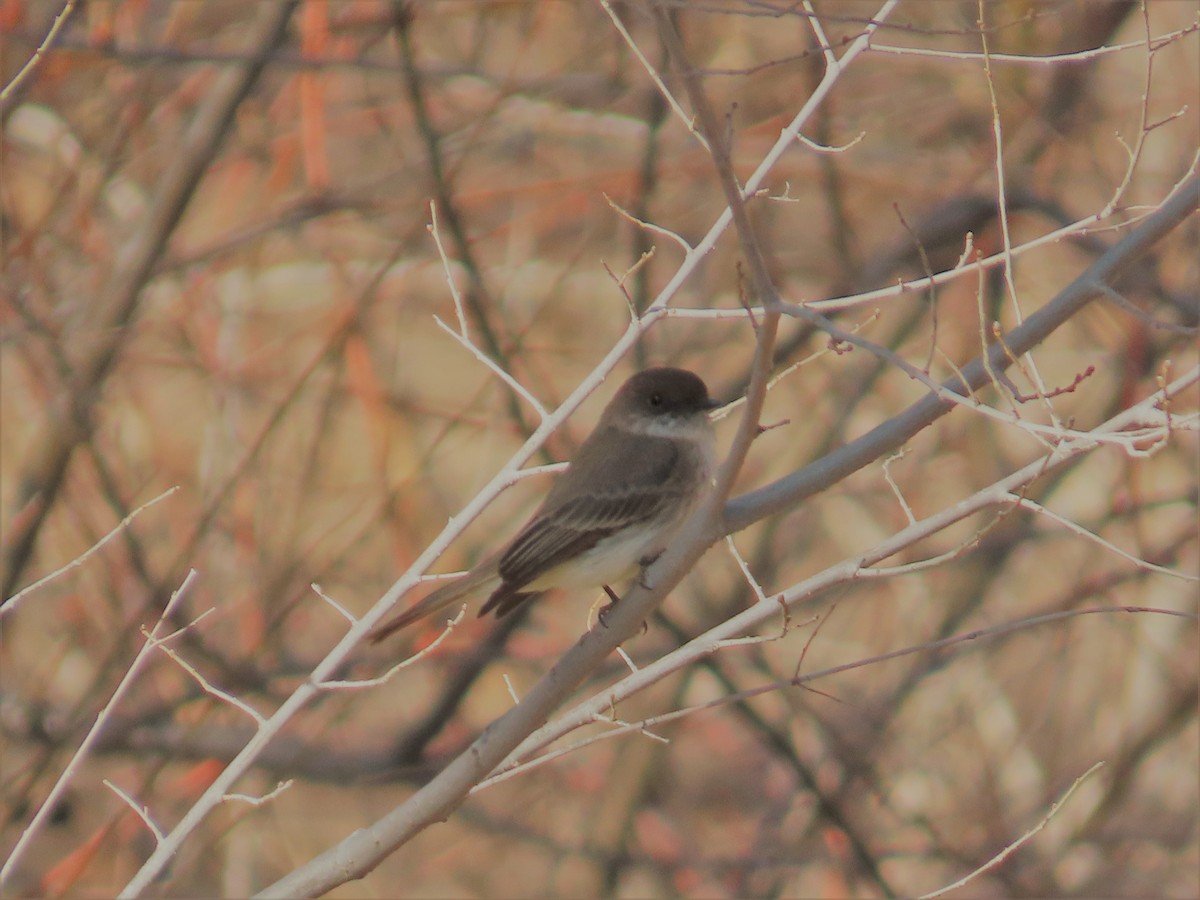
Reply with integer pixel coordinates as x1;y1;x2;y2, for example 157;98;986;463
368;367;721;643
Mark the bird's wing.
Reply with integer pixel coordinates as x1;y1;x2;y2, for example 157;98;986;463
495;432;685;590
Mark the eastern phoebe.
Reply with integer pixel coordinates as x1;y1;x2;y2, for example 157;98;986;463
368;367;720;643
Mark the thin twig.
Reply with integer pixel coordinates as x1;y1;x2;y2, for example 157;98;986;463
1;486;179;617
918;761;1107;898
0;570;199;888
0;0;78;114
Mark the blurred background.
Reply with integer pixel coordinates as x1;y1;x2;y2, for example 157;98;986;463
1;1;1196;896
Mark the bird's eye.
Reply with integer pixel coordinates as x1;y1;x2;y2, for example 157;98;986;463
650;393;663;406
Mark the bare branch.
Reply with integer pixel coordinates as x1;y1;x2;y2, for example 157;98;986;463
1;486;179;617
0;570;198;888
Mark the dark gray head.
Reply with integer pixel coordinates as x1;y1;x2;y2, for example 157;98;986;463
604;367;721;426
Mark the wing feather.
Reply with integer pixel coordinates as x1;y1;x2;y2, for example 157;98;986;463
496;432;687;590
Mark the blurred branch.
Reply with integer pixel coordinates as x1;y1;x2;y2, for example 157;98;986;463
1037;0;1141;146
1080;680;1199;832
389;2;537;440
1;1;301;600
640;611;898;896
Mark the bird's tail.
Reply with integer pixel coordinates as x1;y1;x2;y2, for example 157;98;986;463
367;564;499;643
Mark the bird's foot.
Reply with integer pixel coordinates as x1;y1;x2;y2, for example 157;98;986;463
597;585;648;635
636;551;663;590
598;585;621;627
